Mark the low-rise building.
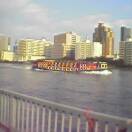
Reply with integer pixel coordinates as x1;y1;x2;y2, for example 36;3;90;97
0;51;14;61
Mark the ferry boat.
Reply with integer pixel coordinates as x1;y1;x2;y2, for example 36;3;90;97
32;60;108;72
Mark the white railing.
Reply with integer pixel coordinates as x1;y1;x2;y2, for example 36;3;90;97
0;89;132;132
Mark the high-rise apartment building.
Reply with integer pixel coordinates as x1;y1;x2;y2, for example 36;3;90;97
52;44;76;59
75;40;102;60
93;23;114;58
54;32;81;45
121;26;132;41
124;39;132;65
0;35;14;61
119;26;132;60
52;44;64;59
44;45;53;59
0;35;11;51
53;32;81;59
75;40;91;60
91;42;102;57
16;39;52;61
119;41;125;60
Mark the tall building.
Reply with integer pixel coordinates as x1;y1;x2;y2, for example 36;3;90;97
91;42;102;57
54;32;81;45
0;35;14;61
124;39;132;65
52;44;76;59
52;44;64;59
75;40;102;60
0;35;11;51
119;26;132;60
16;39;52;61
93;23;114;58
44;45;53;59
53;32;81;59
121;26;132;41
119;41;125;60
75;40;91;60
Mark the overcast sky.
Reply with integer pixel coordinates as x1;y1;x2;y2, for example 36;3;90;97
1;0;132;50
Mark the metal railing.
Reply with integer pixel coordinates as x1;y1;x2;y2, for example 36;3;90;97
0;89;132;132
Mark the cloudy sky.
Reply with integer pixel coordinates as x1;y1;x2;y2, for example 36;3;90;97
1;0;132;50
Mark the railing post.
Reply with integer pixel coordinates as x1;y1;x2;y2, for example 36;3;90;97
47;108;51;132
21;100;25;132
42;107;46;132
36;104;40;132
9;96;17;131
31;102;35;132
26;101;30;132
54;110;58;132
16;99;21;131
7;95;10;127
77;115;81;132
3;94;6;124
68;114;72;132
0;94;3;122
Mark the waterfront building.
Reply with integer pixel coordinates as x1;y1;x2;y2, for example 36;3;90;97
124;39;132;65
121;26;132;41
119;26;132;60
52;44;76;59
53;32;81;59
119;41;125;60
93;23;114;58
0;51;14;61
63;44;76;59
44;45;53;59
91;42;102;57
52;44;64;59
54;32;81;45
17;39;34;61
75;40;102;60
113;51;120;60
0;35;11;51
75;40;91;60
16;39;52;61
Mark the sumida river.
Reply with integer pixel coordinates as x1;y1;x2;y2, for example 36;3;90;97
0;63;132;118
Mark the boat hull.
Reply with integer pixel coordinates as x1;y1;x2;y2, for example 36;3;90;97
32;60;109;73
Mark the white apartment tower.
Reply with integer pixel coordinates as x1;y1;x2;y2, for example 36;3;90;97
124;39;132;65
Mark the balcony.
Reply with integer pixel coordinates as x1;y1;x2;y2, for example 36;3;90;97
0;89;132;132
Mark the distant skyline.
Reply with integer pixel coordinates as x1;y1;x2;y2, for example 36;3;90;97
1;0;132;50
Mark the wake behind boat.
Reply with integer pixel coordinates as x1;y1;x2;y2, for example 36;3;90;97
82;70;112;75
32;60;110;74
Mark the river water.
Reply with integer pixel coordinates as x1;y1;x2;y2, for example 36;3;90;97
0;63;132;118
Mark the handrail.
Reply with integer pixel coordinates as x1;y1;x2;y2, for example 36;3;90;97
0;89;132;132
